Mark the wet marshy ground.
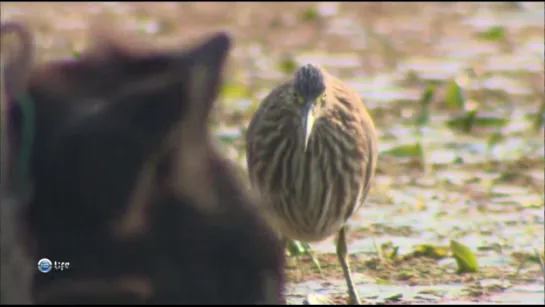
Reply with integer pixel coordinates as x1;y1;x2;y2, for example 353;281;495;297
1;2;544;304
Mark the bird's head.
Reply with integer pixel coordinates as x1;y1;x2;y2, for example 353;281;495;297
292;64;327;152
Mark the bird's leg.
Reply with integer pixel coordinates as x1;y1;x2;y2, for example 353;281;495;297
286;239;304;277
336;227;361;305
278;236;289;305
301;241;322;275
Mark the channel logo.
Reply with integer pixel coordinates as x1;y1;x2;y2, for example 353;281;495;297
37;258;52;273
36;258;71;273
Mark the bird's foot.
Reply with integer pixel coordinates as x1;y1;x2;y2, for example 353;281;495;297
346;291;361;305
303;293;333;305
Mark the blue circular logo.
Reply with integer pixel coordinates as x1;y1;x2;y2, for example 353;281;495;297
37;258;52;273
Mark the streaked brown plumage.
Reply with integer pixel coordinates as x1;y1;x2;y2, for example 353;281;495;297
246;64;378;304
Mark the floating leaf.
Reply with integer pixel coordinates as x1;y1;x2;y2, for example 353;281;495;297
450;240;479;273
376;277;391;285
279;55;297;75
511;249;545;266
220;81;248;99
473;116;508;128
71;50;81;59
397;270;414;280
446;109;477;133
381;142;424;158
480;279;511;292
302;7;318;21
389;246;400;259
520;202;544;209
412;244;450;260
497;170;522;183
420;83;435;107
535;248;545;275
447;110;508;133
533;100;545;132
445;80;465;110
378;241;399;260
478;25;506;41
216;134;238;146
418;288;447;296
416;83;435;126
385;293;403;302
453;156;464;164
487;131;504;152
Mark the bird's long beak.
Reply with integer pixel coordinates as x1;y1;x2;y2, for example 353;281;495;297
301;101;316;152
